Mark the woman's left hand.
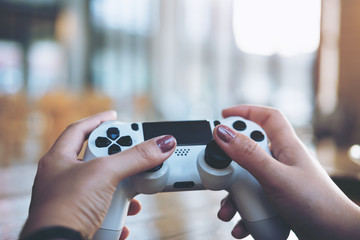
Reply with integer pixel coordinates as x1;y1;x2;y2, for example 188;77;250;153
20;111;176;239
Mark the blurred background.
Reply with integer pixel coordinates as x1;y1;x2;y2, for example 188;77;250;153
1;0;360;239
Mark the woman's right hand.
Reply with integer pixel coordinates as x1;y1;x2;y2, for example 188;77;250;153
215;105;360;240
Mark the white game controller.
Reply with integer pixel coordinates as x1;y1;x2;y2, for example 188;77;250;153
83;117;290;240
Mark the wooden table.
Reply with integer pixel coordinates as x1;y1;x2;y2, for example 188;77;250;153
0;164;300;240
6;138;360;240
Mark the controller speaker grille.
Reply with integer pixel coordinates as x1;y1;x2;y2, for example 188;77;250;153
175;148;190;156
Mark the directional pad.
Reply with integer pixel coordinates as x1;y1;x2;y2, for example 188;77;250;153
107;127;120;140
93;127;134;156
108;144;121;155
95;137;111;148
117;136;133;147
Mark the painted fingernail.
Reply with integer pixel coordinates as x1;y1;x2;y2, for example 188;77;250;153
217;125;236;143
156;135;176;153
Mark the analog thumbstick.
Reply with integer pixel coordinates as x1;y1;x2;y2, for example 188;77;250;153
146;163;163;173
205;140;232;169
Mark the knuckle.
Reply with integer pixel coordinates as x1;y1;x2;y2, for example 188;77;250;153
259;107;287;129
89;157;110;172
265;106;282;116
269;108;286;120
52;149;73;162
134;143;157;163
86;158;119;183
235;137;268;171
65;122;79;132
37;155;51;170
239;138;259;158
37;148;61;169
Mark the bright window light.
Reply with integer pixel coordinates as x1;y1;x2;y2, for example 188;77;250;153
91;0;158;36
233;0;321;56
28;40;65;97
182;0;211;44
0;41;23;95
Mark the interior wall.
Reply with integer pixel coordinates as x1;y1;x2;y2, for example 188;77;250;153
316;0;360;147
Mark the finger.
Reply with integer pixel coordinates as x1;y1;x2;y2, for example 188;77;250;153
119;200;141;240
214;124;283;184
50;110;117;160
118;200;141;240
232;220;250;239
222;105;296;144
102;135;176;182
218;195;237;222
128;199;141;216
222;105;303;163
119;226;129;240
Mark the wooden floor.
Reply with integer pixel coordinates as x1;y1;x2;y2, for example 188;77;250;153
0;164;300;240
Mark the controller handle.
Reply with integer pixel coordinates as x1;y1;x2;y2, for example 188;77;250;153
198;140;290;240
91;166;169;240
92;180;136;240
228;177;290;240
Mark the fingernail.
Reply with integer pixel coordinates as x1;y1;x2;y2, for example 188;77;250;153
217;125;236;143
220;198;226;207
156;135;176;153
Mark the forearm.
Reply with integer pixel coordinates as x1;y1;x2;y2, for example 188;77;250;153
295;191;360;240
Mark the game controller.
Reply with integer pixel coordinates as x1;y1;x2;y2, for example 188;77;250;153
83;117;290;240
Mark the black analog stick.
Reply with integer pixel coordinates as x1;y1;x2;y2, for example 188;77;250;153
205;140;232;169
146;163;163;173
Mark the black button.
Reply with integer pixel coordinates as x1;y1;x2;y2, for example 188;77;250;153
146;163;163;173
107;127;120;140
131;123;139;131
214;120;221;126
233;120;247;131
204;140;232;169
173;181;195;189
251;130;265;142
95;137;111;148
108;144;121;155
117;136;133;147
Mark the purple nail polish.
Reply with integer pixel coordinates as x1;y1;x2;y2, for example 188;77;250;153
217;125;236;143
156;135;176;153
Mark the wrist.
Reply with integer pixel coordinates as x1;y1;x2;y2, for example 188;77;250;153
20;205;88;239
19;226;84;240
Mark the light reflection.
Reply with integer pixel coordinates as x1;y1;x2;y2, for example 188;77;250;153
233;0;321;56
27;40;66;98
317;0;341;116
349;145;360;165
0;41;23;95
90;0;158;36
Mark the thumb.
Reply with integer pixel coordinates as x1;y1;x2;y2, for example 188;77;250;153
213;125;282;184
99;135;176;182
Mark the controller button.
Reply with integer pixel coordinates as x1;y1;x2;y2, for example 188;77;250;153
117;136;133;147
233;120;247;131
146;163;163;173
214;120;221;126
173;181;195;189
205;140;232;169
107;127;120;140
251;130;265;142
131;123;139;131
108;144;121;155
95;137;111;148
